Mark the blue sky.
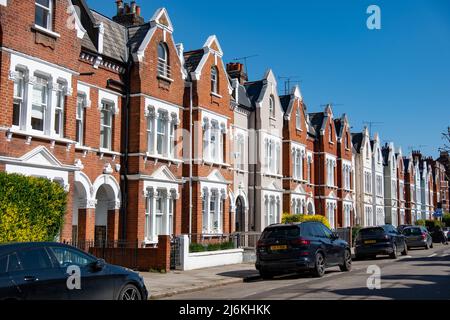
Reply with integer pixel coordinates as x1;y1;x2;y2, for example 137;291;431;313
88;0;450;157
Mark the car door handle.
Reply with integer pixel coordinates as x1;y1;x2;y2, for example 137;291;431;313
23;276;38;282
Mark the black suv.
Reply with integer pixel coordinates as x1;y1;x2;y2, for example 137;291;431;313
0;242;148;300
354;225;408;260
255;222;352;279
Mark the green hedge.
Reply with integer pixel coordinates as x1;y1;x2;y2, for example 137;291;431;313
0;172;67;243
443;213;450;227
189;241;235;253
282;213;331;229
415;219;443;229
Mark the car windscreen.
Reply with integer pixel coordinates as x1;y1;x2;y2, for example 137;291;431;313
358;227;385;237
403;228;422;236
261;226;300;240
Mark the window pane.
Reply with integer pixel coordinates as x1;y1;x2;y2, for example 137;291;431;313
36;0;50;7
0;256;7;274
50;247;95;267
35;6;48;28
16;248;52;271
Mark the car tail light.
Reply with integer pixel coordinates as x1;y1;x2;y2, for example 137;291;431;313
291;238;311;246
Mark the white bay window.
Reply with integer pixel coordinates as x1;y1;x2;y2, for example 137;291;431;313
31;76;48;132
12;69;25;127
145;187;177;243
202;118;226;164
146;106;178;159
202;188;225;234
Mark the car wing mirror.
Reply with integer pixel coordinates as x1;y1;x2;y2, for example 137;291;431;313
92;259;106;272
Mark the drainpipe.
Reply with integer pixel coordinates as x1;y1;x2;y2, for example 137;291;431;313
188;81;193;236
120;43;133;241
253;106;257;231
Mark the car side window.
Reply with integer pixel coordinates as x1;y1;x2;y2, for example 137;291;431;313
0;256;7;274
300;223;313;237
16;248;53;271
320;224;333;239
49;246;96;268
311;223;325;238
7;253;22;272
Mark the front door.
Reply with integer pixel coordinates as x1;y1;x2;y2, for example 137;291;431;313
235;197;245;232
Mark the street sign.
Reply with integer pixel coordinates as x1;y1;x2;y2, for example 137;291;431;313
433;209;443;218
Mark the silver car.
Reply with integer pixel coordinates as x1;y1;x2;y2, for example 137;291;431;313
402;226;433;250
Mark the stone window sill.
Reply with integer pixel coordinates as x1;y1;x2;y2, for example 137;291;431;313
32;24;60;39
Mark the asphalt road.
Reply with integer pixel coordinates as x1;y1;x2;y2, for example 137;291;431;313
165;244;450;300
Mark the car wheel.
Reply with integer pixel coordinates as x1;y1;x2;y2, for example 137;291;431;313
259;271;274;280
401;243;408;256
339;249;352;272
118;284;142;301
312;252;326;278
389;244;398;259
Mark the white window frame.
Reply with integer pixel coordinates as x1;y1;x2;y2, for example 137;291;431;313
202;189;223;234
35;0;53;31
296;107;301;130
211;66;218;94
76;93;86;146
269;95;275;118
157;43;169;78
156;110;168;156
100;100;113;150
54;82;66;138
31;75;49;133
12;69;26;128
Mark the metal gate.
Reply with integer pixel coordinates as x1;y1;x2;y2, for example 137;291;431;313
170;237;182;270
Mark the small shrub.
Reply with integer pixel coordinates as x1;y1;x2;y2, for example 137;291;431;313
415;219;426;226
282;213;331;229
189;243;206;253
442;213;450;227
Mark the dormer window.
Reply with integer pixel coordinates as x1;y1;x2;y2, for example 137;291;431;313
269;95;275;118
157;43;170;78
211;66;218;94
296;107;301;130
35;0;53;31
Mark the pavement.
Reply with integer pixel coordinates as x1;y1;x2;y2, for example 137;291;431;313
141;263;260;299
159;244;450;300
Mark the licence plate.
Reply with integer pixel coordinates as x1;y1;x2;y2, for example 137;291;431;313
364;240;376;244
270;245;288;251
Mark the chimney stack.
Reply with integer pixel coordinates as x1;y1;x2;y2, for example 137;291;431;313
113;1;144;27
226;63;248;85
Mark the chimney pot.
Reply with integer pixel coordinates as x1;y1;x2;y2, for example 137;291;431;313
136;6;141;16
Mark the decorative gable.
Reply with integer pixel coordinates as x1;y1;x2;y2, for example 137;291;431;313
151;165;178;182
150;7;174;32
20;146;64;168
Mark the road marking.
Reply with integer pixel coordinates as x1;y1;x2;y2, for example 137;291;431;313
428;253;437;258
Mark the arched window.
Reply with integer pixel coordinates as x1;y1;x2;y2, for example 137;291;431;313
157;43;169;77
269;95;275;118
296;107;301;130
345;133;349;149
211;66;218;94
329;123;333;142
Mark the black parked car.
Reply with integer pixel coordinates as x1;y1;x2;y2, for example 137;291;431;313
402;226;433;250
255;222;352;279
0;242;148;300
355;225;408;260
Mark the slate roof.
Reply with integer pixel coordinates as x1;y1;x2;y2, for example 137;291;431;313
308;112;325;135
91;11;127;62
128;23;151;54
184;49;204;75
352;133;363;153
244;80;264;107
279;95;291;113
236;84;253;110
